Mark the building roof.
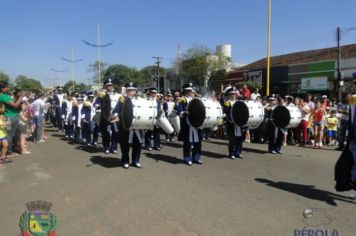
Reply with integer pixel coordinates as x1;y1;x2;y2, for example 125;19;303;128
237;43;356;71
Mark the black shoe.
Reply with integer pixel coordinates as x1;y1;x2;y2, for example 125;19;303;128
193;160;203;165
350;181;356;191
132;163;142;168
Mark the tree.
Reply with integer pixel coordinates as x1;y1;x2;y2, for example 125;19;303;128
180;44;230;93
140;65;166;87
63;80;89;93
103;64;144;90
0;71;10;84
15;75;43;91
88;61;108;84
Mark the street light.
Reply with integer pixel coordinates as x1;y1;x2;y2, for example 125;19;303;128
82;24;114;87
61;47;84;92
51;64;69;87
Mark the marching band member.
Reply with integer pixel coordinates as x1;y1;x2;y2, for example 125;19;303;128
335;80;356;191
163;92;176;142
223;86;246;159
144;88;161;151
92;104;101;146
61;92;74;139
113;82;142;169
266;96;285;154
72;96;83;143
53;87;64;132
81;92;96;146
98;79;120;154
92;90;103;146
176;83;203;166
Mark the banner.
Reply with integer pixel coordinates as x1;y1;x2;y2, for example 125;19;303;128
301;77;328;90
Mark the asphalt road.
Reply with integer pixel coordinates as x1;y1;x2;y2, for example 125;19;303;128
0;129;355;236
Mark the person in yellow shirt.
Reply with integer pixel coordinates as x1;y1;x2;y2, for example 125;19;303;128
326;109;338;146
0;103;12;164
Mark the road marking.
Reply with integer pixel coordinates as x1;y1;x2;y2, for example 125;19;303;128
27;163;51;180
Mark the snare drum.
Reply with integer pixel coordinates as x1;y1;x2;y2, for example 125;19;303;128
168;112;180;133
156;110;174;134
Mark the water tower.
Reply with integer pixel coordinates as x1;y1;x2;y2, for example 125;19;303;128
216;44;232;70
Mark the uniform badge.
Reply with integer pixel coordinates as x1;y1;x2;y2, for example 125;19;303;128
19;201;57;236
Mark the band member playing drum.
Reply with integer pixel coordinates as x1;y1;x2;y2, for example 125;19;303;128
267;96;285;154
163;92;176;142
144;88;161;151
98;79;120;154
113;82;142;169
176;83;203;166
223;86;245;159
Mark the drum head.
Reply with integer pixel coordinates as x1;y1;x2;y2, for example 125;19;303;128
121;98;133;131
231;101;249;126
187;98;206;128
272;106;291;128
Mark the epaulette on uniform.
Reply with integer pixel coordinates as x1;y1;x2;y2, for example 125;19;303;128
223;101;231;107
98;91;105;98
349;94;356;105
177;97;187;103
83;101;91;107
119;95;125;103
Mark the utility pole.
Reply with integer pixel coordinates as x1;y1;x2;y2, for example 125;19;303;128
152;56;163;92
336;27;342;102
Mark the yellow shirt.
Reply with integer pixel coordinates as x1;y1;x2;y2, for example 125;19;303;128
0;117;8;139
327;117;338;131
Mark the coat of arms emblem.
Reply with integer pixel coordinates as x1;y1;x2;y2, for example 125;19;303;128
19;201;57;236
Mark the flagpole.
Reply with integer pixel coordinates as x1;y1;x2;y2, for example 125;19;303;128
266;0;271;96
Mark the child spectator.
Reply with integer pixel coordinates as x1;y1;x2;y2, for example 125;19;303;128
313;100;325;148
0;103;12;163
326;109;338;146
18;101;31;154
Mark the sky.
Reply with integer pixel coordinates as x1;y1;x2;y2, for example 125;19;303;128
1;0;356;87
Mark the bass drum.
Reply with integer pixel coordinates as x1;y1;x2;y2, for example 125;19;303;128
168;112;180;133
231;100;264;129
286;105;302;128
156;110;174;134
121;97;157;131
272;105;301;129
186;98;206;128
201;98;223;129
